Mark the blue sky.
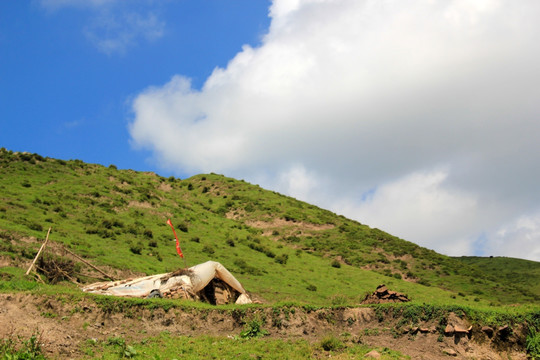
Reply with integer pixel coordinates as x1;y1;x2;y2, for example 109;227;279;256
0;0;270;176
2;1;540;261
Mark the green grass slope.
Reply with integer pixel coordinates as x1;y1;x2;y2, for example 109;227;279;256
456;256;540;300
0;148;538;306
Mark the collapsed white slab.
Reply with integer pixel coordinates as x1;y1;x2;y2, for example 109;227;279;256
82;261;252;304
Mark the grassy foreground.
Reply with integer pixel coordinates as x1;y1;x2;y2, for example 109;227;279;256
79;334;408;360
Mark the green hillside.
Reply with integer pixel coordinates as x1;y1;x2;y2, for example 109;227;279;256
456;256;540;299
0;148;539;306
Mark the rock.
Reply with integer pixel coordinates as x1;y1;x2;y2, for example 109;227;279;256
454;325;469;334
364;350;381;358
481;326;494;337
361;284;410;304
498;325;509;333
498;325;511;338
443;348;458;356
445;324;454;335
419;327;430;333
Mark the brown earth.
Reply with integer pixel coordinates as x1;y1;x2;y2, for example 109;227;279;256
0;293;528;359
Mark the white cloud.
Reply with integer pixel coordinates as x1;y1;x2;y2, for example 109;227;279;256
84;10;164;55
129;0;540;261
39;0;165;54
487;213;540;261
332;169;480;256
39;0;116;11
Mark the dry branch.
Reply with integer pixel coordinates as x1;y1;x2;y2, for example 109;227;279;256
25;227;52;275
62;247;115;280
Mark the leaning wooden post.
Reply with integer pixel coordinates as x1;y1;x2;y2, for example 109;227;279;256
26;227;52;276
62;247;115;280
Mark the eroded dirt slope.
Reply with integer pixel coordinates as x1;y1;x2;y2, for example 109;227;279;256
0;293;528;359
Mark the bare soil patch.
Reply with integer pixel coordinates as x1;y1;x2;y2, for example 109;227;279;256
0;293;528;359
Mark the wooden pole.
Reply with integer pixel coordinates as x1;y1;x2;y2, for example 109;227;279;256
26;227;52;276
62;247;116;281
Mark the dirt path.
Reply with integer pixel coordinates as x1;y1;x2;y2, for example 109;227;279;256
0;293;528;359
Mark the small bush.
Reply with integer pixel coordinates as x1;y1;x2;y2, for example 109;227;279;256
275;254;288;265
202;244;215;254
0;333;46;360
130;243;143;255
527;327;540;359
240;318;269;339
319;335;343;351
27;222;43;232
177;222;188;232
234;259;262;276
306;284;317;292
331;260;341;268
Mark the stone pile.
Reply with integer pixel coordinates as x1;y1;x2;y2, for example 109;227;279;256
361;284;410;304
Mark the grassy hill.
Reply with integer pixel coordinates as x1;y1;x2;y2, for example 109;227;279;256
0;148;539;306
455;256;540;300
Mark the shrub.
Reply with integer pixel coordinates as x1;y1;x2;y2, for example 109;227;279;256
240;318;269;339
319;335;343;351
0;333;46;360
177;222;189;232
202;244;215;254
226;238;235;247
129;243;143;255
27;222;43;232
331;260;341;268
306;284;317;292
527;327;540;359
275;254;288;265
234;259;262;276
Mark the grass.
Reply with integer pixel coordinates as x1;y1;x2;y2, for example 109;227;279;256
0;333;46;360
1;149;538;306
456;256;540;301
79;332;410;360
0;149;540;307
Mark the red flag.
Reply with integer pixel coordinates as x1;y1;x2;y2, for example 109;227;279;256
167;219;184;258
